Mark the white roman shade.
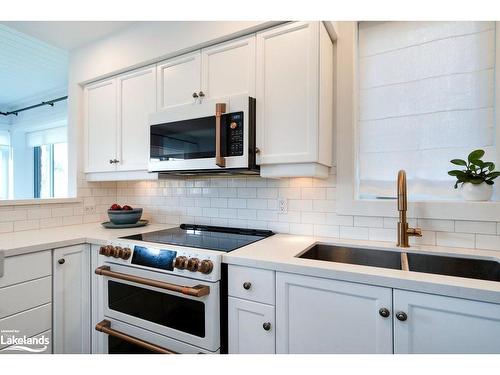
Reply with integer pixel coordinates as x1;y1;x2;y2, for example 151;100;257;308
0;130;9;146
358;21;496;200
26;126;67;147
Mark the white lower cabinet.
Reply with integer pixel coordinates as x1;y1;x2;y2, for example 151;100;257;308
228;297;275;354
393;289;500;354
53;245;91;354
275;272;393;353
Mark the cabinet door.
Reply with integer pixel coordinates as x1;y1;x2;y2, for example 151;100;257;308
394;289;500;354
84;79;117;172
201;35;256;99
156;51;201;110
256;22;319;165
53;245;91;354
276;272;393;354
228;297;275;354
116;65;156;171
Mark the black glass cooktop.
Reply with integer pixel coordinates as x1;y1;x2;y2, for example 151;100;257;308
121;224;275;252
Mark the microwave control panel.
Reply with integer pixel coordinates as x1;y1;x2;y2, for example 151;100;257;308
226;112;244;157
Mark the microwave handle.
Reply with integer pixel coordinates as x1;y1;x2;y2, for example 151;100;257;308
95;320;177;354
215;103;226;167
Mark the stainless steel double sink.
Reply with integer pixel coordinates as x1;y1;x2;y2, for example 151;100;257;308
298;244;500;282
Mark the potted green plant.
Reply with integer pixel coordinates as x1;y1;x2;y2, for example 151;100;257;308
448;149;500;201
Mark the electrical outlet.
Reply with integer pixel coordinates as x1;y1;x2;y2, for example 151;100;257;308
278;197;288;214
84;205;96;214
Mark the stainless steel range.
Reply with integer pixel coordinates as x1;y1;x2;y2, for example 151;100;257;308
92;224;274;354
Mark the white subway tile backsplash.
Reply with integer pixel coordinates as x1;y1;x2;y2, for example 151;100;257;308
454;220;497;235
3;175;500;255
476;234;500;250
340;226;369;240
354;216;384;228
436;232;475;248
417;219;455;232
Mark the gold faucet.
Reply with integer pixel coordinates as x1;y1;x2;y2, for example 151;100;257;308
397;170;422;247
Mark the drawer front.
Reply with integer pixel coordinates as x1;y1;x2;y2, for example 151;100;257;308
0;330;52;354
0;251;51;288
0;303;52;349
228;265;275;304
0;276;52;319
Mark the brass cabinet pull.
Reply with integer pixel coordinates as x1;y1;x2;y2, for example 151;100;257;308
215;103;226;168
95;265;210;297
95;320;177;354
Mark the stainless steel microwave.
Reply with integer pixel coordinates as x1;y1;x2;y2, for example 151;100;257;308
148;95;258;175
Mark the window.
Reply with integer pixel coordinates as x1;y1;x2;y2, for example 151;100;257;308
357;21;496;201
28;126;68;199
0;130;10;200
33;142;68;199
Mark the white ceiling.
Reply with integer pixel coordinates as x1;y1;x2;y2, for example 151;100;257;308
1;21;138;51
0;24;68;109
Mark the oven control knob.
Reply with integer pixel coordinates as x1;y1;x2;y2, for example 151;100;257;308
187;258;200;272
112;246;123;258
198;259;213;274
174;256;188;270
99;245;114;257
230;122;238;130
122;247;132;260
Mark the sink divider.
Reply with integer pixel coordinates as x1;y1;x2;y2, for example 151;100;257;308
401;253;409;271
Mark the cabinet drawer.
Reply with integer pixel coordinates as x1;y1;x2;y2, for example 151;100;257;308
0;330;52;354
0;276;52;319
0;303;52;349
228;297;275;354
0;251;51;288
228;265;275;304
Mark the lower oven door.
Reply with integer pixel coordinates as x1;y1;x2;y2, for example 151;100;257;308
96;263;220;352
95;318;219;354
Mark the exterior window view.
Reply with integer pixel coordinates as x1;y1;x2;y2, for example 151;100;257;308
0;2;499;374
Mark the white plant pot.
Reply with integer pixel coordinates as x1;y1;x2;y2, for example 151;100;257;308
460;182;493;201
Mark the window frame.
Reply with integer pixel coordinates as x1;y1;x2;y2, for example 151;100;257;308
336;21;500;221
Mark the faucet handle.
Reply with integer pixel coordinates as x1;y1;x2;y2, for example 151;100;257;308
407;227;422;237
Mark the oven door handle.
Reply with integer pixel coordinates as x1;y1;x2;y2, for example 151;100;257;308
95;265;210;297
96;320;177;354
215;102;226;168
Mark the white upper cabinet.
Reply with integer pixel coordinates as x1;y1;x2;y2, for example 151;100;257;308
84;66;158;180
117;66;156;171
256;21;333;178
276;272;393;354
84;79;117;173
201;36;256;99
393;289;500;354
156;51;201;111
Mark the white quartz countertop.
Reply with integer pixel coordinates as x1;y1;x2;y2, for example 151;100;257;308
223;234;500;304
2;222;500;304
0;222;173;257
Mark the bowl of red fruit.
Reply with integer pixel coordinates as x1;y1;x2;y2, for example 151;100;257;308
107;204;143;225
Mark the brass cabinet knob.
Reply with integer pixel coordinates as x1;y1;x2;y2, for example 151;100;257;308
187;258;200;272
198;259;213;274
243;282;252;290
262;322;271;331
396;311;408;321
58;258;65;265
379;308;390;318
173;256;188;270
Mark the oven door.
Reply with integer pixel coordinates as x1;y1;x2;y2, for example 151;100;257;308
96;262;220;352
95;318;219;354
148;94;255;172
